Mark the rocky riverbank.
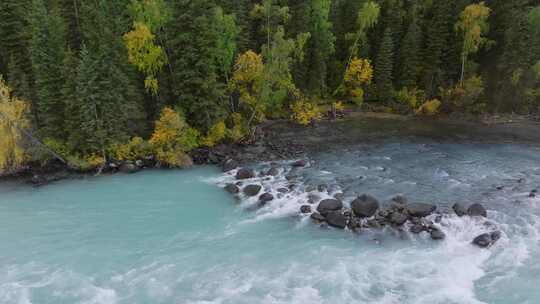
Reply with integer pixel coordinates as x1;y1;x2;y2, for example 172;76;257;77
4;112;540;186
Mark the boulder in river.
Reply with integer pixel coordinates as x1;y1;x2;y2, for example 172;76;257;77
222;159;239;172
243;184;262;197
277;188;289;193
467;203;487;217
407;203;436;217
258;192;274;205
308;193;321;204
236;168;255;180
300;205;312;213
291;159;307;167
391;195;408;205
410;224;425;234
390;212;408;226
452;203;467;217
316;199;343;215
472;231;501;248
265;167;280;176
430;228;446;240
333;193;345;201
224;183;239;194
351;194;380;217
310;212;326;222
325;211;347;229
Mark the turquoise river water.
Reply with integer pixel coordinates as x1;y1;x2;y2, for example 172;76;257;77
1;141;540;303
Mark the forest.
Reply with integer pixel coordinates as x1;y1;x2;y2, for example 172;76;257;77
1;0;539;173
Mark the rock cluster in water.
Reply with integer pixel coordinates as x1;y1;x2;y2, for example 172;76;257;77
221;159;502;248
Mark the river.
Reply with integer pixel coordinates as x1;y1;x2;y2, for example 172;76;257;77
1;128;540;303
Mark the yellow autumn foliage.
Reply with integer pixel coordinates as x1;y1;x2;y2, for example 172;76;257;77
229;50;265;122
124;22;166;95
149;107;197;168
112;136;152;161
0;76;31;174
333;101;345;111
415;99;441;116
291;99;322;125
201;121;227;147
343;57;373;105
227;113;247;142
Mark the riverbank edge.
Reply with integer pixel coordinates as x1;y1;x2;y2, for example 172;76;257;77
2;111;540;186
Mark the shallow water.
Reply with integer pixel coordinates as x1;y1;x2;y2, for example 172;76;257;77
1;141;540;304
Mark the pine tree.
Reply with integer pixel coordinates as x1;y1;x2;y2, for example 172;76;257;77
62;48;80;146
59;0;83;51
67;0;144;152
422;0;453;96
167;0;226;131
374;28;394;102
217;0;251;52
7;56;31;102
29;0;67;139
290;0;335;95
0;0;32;76
398;15;421;89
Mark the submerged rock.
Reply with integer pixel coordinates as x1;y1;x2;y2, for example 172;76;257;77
243;184;262;197
308;193;321;204
351;194;380;218
236;168;255;180
472;231;501;248
316;199;343;215
310;212;326;222
119;163;140;174
390;212;408;226
410;224;425;234
467;203;487;217
300;205;312;213
407;203;436;217
317;184;328;193
430;228;445;240
265;167;280;176
452;203;467;217
325;211;347;229
277;187;289;193
291;159;307;167
391;195;408;205
224;183;239;194
258;192;274;205
222;159;239;172
333;193;345;201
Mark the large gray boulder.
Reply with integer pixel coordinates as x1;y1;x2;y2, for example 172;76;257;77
390;212;408;226
243;184;262;197
351;194;380;217
236;168;255;180
316;199;343;215
467;203;487;217
325;211;347;229
224;183;239;194
291;159;307;167
310;212;326;222
258;192;274;205
222;159;239;172
452;203;467;217
430;228;446;240
265;167;280;176
407;203;436;217
472;231;501;248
